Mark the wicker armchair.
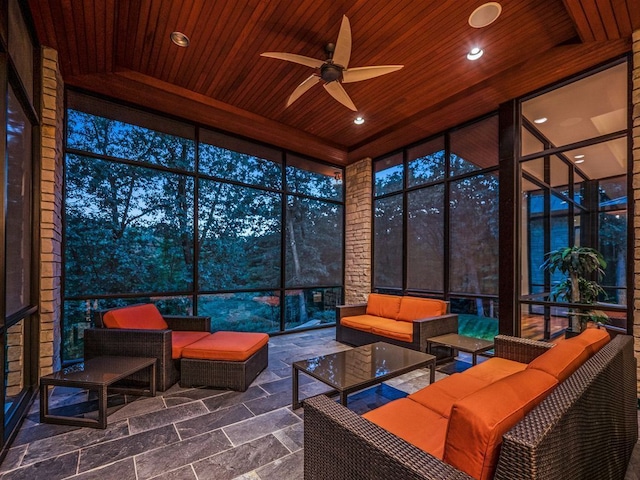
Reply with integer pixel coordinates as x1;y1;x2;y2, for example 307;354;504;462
84;307;211;391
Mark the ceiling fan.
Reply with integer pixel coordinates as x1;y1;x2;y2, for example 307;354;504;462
261;15;403;112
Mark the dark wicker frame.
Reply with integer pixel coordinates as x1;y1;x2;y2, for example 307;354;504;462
179;343;268;391
84;308;211;392
304;334;638;480
335;302;458;354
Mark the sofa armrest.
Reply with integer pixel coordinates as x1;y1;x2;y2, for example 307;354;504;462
163;315;211;332
84;328;172;360
304;394;473;480
494;335;554;363
336;304;367;321
414;314;459;351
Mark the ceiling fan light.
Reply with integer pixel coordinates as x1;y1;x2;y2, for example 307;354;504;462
354;116;365;125
469;2;503;28
467;47;484;60
170;31;190;47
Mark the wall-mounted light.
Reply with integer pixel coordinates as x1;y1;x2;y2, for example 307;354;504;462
466;47;484;60
170;31;190;47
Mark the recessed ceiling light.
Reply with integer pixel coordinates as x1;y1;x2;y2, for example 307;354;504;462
354;116;365;125
574;154;585;159
469;2;503;28
575;159;585;164
467;47;484;61
533;117;547;124
170;31;190;47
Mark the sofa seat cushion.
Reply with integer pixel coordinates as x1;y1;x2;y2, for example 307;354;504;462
370;320;413;343
340;315;394;333
572;327;610;355
366;293;402;319
444;369;558;480
171;331;210;359
526;340;590;382
462;357;527;384
103;304;169;330
408;373;489;418
181;331;269;362
363;398;449;459
396;297;448;322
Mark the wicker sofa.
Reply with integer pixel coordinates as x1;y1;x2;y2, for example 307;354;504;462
305;330;638;480
336;293;458;353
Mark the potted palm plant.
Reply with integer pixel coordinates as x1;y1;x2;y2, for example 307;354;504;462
541;246;608;335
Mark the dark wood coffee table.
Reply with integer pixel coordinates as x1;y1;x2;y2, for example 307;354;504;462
292;342;436;409
40;356;156;429
426;333;494;366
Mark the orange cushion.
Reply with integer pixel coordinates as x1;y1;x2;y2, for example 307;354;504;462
444;369;558;480
363;398;449;459
526;340;590;382
340;315;395;333
371;320;413;343
572;327;610;355
102;304;169;330
462;357;527;384
366;293;401;319
396;297;448;322
181;331;269;361
409;373;490;418
171;331;210;359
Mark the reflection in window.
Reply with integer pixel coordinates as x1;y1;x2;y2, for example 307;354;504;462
5;318;26;419
287;154;342;200
374;195;403;288
199;292;280;333
407;137;444;186
375;153;403;196
450;116;498;176
284;287;342;330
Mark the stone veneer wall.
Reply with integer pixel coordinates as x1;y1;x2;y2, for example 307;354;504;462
39;47;64;376
344;158;372;304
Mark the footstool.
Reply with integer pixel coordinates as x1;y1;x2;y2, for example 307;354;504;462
179;331;269;391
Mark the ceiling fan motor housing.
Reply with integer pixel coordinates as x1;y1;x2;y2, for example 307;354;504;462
320;63;343;82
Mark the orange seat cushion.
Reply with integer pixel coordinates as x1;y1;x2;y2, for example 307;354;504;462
396;297;448;322
371;320;413;343
171;331;211;359
572;327;610;355
102;304;169;330
340;315;394;333
363;398;449;459
366;293;402;319
409;373;490;418
181;331;269;361
462;357;527;384
526;340;590;382
444;369;558;480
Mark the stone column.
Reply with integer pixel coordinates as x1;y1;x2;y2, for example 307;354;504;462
39;47;64;376
344;158;372;304
633;29;640;396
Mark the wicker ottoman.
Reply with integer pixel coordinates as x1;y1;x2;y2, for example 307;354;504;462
179;331;269;391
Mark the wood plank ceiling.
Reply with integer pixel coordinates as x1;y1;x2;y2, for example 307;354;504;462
27;0;638;165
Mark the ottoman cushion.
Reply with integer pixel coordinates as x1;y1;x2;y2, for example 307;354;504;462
171;331;210;359
182;331;269;361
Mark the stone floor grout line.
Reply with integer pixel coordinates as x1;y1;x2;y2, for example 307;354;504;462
172;422;183;442
190;463;199;480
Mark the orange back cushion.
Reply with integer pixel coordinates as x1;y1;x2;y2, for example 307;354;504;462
526;339;590;382
396;297;448;322
366;293;402;319
444;369;558;480
102;304;169;330
572;327;610;355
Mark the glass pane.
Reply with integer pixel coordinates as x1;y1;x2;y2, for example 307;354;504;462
599;208;626;304
284;287;341;330
550;193;570;284
450;115;498;176
5;87;32;316
374;153;403;196
199;129;282;188
407;137;444;186
449;174;499;294
564;137;627;181
521;126;545;157
285;196;343;287
374;195;403;288
520;304;566;341
525;190;545;293
5;318;26;417
67;109;195;170
407;185;444;291
198;180;281;290
286;154;342;200
65;155;194;296
198;292;280;333
451;297;499;340
521;157;545;184
549;155;569;189
8;1;34;102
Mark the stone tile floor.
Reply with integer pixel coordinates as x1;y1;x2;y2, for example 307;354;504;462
0;327;638;479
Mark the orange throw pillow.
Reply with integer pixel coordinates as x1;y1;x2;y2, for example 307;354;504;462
366;293;402;319
102;304;169;330
396;297;448;322
526;340;590;382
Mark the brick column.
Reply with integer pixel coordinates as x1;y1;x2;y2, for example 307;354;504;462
39;47;64;376
344;158;372;304
633;29;640;396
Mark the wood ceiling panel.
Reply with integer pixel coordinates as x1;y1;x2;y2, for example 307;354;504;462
563;0;639;40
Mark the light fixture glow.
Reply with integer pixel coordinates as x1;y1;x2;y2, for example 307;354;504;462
467;47;484;60
533;117;547;124
170;31;190;47
354;116;365;125
574;154;585;159
575;159;585;164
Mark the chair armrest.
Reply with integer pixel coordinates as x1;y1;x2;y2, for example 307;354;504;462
163;315;211;332
304;395;473;480
336;304;367;321
494;335;554;363
84;328;172;360
414;314;459;347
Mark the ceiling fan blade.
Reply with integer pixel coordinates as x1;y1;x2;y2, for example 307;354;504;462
332;15;352;68
286;75;320;107
324;81;357;111
260;52;324;69
342;65;404;83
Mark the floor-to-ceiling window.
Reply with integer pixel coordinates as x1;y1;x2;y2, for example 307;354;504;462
63;92;343;362
373;115;499;339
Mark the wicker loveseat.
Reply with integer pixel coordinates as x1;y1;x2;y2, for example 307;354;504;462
336;293;458;353
305;330;638;480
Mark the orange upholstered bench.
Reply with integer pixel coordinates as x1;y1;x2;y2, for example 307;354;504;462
179;331;269;391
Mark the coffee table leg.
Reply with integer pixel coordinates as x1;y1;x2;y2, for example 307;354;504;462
40;382;49;422
292;366;301;410
340;392;348;406
98;385;107;429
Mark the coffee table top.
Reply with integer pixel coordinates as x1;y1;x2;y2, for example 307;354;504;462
41;356;156;387
293;342;435;392
426;333;494;353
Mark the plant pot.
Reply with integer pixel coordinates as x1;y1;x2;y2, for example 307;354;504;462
565;328;580;339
